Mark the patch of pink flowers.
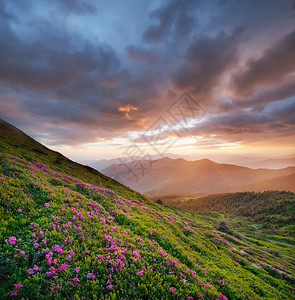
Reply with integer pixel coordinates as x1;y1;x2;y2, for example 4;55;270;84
5;236;17;244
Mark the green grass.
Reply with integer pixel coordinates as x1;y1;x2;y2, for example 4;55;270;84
0;153;294;299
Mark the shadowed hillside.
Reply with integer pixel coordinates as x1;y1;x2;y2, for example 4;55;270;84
0;119;145;201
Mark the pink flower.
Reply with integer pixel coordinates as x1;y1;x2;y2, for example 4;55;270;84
18;209;22;212
136;267;145;276
107;285;113;289
28;268;34;275
6;236;17;244
86;272;93;279
20;251;25;255
75;267;80;273
33;265;39;271
34;243;39;249
199;280;203;285
73;277;80;283
171;287;175;294
10;290;18;296
44;203;50;207
58;263;67;271
14;284;23;289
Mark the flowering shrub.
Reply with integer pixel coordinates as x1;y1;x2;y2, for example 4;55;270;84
0;153;294;299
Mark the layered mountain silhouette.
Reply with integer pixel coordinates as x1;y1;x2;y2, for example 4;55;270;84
103;157;295;196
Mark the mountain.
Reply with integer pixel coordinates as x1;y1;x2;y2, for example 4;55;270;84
103;157;295;197
245;173;295;192
216;155;295;169
82;153;182;171
252;157;295;169
0;119;145;201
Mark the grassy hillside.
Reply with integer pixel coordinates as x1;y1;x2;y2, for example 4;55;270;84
0;153;295;299
0;119;144;202
161;192;295;258
161;191;295;229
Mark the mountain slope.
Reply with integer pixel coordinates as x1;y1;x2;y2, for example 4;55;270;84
0;153;294;299
0;119;145;201
245;173;295;192
103;157;295;196
161;191;295;229
252;157;295;169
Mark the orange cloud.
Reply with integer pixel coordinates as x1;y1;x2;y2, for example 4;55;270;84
118;104;138;120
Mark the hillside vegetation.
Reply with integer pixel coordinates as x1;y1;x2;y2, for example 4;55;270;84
162;191;295;229
161;192;295;255
0;119;143;201
0;153;295;299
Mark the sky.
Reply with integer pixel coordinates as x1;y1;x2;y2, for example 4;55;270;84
0;0;295;162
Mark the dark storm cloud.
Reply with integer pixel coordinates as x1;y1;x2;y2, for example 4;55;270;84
126;46;157;64
0;0;294;147
181;98;295;139
172;27;244;94
232;29;295;97
143;0;197;43
53;0;97;15
0;18;120;92
236;77;295;108
0;0;17;22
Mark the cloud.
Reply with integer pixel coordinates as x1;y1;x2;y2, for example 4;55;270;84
53;0;96;15
172;27;244;95
143;0;197;43
0;0;294;152
126;46;156;64
235;76;295;108
118;104;138;120
232;29;295;97
0;18;120;92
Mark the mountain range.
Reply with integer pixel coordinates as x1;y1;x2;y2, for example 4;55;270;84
103;157;295;197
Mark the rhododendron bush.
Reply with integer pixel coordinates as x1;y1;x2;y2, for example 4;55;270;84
0;153;294;299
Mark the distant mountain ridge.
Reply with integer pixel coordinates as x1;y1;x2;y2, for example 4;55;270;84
103;156;295;196
82;153;182;171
